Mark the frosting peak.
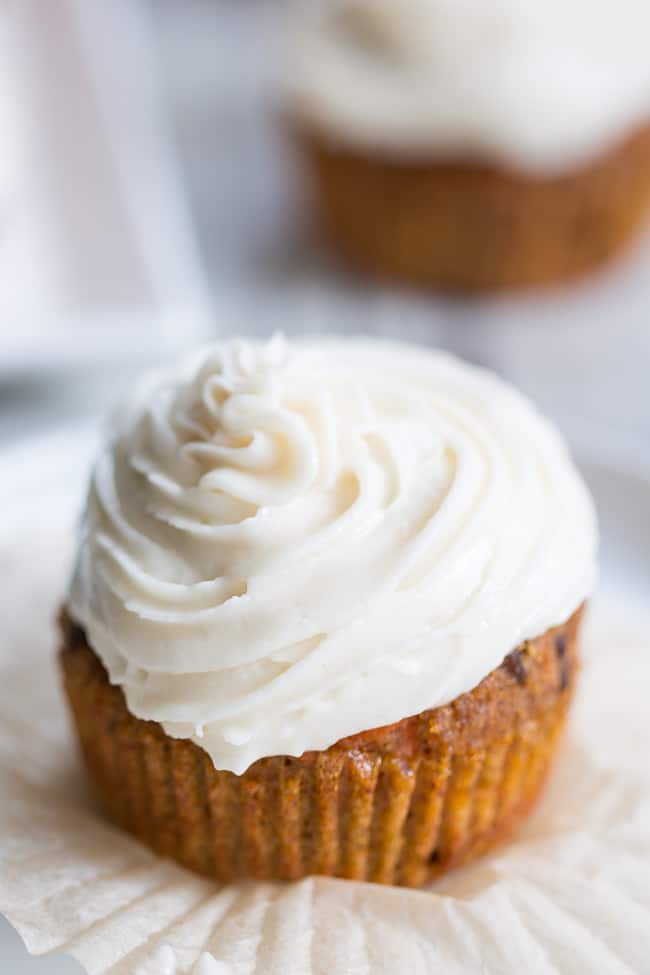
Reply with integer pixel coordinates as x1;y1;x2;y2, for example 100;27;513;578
68;338;597;773
170;333;321;509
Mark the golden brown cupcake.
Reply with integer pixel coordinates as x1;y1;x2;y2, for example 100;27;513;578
287;0;650;291
61;606;582;886
61;336;597;886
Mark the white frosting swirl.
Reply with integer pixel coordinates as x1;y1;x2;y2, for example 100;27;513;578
68;336;596;773
288;0;650;171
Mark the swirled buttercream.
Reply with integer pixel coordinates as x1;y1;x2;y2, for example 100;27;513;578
68;336;596;773
288;0;650;171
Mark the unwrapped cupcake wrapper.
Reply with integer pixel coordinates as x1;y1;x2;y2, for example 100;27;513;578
60;608;580;889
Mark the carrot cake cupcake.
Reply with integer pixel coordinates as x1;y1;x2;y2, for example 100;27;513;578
61;335;597;886
287;0;650;290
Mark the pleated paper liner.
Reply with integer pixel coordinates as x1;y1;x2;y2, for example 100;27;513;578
296;123;650;291
2;560;649;974
59;608;580;888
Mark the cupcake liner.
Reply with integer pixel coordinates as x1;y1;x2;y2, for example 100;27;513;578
59;611;579;888
1;512;650;973
298;123;650;290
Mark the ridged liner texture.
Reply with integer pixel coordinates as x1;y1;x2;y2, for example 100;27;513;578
297;123;650;291
59;607;582;888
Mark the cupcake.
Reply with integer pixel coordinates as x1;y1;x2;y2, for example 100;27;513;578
287;0;650;291
61;335;596;886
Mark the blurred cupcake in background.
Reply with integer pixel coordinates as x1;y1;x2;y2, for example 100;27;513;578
286;0;650;291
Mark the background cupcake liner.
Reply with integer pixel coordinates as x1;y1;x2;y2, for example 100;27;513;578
299;124;650;290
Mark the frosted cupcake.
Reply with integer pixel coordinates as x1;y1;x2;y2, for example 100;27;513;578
287;0;650;290
61;335;596;886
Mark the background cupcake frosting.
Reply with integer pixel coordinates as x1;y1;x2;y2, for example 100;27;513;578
289;0;650;169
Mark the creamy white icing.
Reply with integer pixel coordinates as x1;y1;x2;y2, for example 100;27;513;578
68;336;597;774
287;0;650;171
